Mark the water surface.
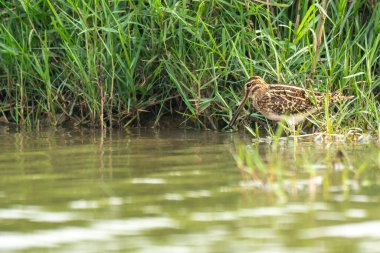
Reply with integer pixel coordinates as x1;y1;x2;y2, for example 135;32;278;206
0;127;379;252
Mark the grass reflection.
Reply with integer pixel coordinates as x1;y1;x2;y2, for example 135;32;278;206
232;137;379;203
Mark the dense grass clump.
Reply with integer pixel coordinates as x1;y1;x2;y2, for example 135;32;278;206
0;0;379;132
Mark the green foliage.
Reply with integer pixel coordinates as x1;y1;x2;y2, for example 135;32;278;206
0;0;379;131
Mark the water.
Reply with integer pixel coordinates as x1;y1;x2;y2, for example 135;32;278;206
0;127;379;253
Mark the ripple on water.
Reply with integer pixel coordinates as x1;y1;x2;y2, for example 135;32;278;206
69;197;125;209
302;221;380;239
132;178;166;184
0;206;75;223
0;217;177;250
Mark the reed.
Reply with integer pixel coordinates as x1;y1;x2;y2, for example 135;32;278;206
0;0;378;133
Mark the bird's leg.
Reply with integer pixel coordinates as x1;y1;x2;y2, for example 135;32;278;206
285;119;298;143
299;128;307;135
253;117;268;128
247;103;253;116
292;124;300;145
247;105;268;128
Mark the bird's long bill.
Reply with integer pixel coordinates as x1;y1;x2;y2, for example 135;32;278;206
228;93;249;128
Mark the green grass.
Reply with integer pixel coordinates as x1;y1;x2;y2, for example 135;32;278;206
0;0;379;133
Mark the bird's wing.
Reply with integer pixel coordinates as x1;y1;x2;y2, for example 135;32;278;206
257;87;321;115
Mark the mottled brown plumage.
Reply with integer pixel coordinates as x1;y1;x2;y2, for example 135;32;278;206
228;76;353;128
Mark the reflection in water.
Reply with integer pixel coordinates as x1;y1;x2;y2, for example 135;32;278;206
0;206;75;222
303;221;380;238
0;217;177;250
0;126;379;252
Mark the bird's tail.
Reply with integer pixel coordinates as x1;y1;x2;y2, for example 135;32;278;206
330;92;354;104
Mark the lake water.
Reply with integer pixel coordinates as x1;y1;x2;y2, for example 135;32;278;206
0;126;379;252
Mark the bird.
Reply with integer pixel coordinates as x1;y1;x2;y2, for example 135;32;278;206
228;76;354;132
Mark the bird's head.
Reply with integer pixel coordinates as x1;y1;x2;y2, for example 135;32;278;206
244;76;267;97
227;76;267;128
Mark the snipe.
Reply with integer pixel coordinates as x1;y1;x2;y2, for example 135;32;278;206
228;76;353;131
